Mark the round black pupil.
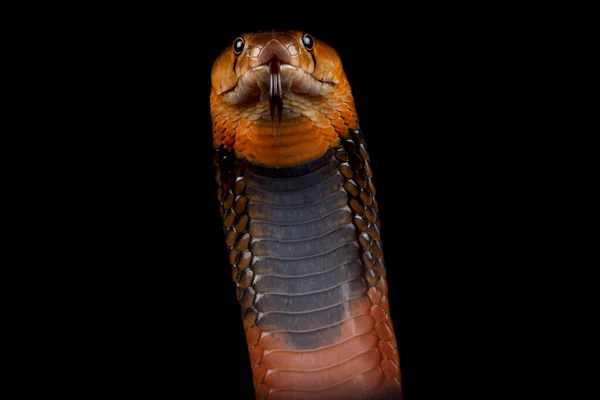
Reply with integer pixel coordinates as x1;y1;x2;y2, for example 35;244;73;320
234;39;243;52
303;35;313;48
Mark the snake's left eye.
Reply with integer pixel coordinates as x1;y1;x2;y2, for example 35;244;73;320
302;34;314;51
233;37;245;54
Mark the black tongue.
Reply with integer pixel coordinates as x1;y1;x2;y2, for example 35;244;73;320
269;59;283;134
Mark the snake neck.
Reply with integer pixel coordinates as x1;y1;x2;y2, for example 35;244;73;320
214;130;402;399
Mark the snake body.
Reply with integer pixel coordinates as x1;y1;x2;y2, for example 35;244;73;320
210;31;402;400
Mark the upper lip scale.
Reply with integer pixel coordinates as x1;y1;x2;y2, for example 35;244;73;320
225;63;331;93
221;64;333;105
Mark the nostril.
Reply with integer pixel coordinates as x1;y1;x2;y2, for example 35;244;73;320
250;46;261;58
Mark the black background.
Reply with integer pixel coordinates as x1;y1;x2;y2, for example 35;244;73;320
71;9;524;399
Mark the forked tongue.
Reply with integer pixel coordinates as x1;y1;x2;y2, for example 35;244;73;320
269;59;283;139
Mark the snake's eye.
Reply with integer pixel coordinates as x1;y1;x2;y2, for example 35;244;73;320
302;34;314;51
233;37;245;55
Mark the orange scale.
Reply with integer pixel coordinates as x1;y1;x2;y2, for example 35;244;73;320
246;135;324;157
248;140;328;167
248;127;321;147
225;120;238;131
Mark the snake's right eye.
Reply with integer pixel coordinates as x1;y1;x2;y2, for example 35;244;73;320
302;34;315;51
233;37;245;55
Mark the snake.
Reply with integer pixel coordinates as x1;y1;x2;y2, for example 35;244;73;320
210;31;402;400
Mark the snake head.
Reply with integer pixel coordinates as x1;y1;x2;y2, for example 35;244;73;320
210;31;359;167
211;31;343;103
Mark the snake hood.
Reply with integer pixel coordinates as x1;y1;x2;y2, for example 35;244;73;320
210;31;360;167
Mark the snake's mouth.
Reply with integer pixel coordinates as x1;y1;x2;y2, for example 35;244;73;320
222;61;333;107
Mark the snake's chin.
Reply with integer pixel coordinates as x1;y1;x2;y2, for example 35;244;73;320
222;64;333;106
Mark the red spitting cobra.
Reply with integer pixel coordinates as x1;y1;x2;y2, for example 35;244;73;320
210;31;402;400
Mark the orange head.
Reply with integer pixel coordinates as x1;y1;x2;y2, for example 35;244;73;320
210;31;359;167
